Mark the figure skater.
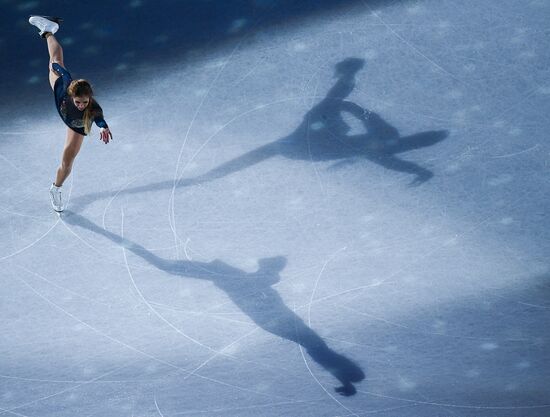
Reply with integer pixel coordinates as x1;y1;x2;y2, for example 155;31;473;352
28;16;113;212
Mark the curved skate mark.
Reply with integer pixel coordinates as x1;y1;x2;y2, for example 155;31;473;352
230;58;262;86
307;247;348;327
177;99;288;166
361;1;465;85
179;94;326;169
181;325;264;381
154;395;165;417
183;237;192;261
167;92;327;222
102;172;153;230
168;0;281;191
167;23;329;259
490;144;540;159
60;219;150;272
120;208;238;357
0;218;59;261
163;93;330;231
297;344;360;417
301;61;330;108
169;40;245;260
13;272;282;400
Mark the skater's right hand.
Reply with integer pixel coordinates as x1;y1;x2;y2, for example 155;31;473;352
99;127;112;144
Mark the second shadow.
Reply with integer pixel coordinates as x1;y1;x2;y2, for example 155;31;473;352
63;211;365;395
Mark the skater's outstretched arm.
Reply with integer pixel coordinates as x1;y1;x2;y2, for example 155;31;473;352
191;142;279;183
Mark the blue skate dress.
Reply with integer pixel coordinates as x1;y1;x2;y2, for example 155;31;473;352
52;63;108;135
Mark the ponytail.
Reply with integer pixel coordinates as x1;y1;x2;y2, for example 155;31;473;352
67;79;95;134
83;105;93;135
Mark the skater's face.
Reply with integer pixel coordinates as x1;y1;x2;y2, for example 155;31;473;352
72;96;90;111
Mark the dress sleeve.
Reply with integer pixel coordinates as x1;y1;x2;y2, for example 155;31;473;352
92;101;108;128
51;62;72;91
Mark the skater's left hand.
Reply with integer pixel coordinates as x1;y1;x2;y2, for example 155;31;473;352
99;127;112;144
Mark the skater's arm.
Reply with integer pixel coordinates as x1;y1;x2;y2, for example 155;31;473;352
92;102;112;144
94;115;108;129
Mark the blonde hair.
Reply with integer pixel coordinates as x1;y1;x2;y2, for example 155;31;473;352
67;79;95;134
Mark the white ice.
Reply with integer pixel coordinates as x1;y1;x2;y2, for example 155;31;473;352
1;0;549;416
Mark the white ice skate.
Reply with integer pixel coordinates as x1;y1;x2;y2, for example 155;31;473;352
28;15;62;38
49;183;64;212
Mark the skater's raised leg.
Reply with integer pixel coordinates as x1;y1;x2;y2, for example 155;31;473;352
46;33;64;89
28;15;60;38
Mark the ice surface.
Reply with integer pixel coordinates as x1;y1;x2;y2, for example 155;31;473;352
1;0;549;416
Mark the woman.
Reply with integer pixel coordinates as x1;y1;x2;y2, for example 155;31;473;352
29;16;113;212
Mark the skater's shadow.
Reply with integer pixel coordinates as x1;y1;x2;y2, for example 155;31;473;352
70;57;448;211
63;210;365;396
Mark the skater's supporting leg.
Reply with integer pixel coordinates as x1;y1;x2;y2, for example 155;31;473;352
46;34;64;89
55;128;84;187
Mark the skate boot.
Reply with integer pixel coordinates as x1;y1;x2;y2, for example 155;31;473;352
49;183;64;212
28;16;63;38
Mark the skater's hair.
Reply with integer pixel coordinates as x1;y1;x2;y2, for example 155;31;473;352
67;79;96;134
68;79;93;98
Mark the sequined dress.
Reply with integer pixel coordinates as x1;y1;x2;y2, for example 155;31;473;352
52;63;108;135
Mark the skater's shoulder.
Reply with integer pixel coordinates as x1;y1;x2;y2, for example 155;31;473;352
90;98;103;112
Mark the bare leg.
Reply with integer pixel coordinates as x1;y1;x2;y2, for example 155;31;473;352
55;128;84;187
45;33;64;90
